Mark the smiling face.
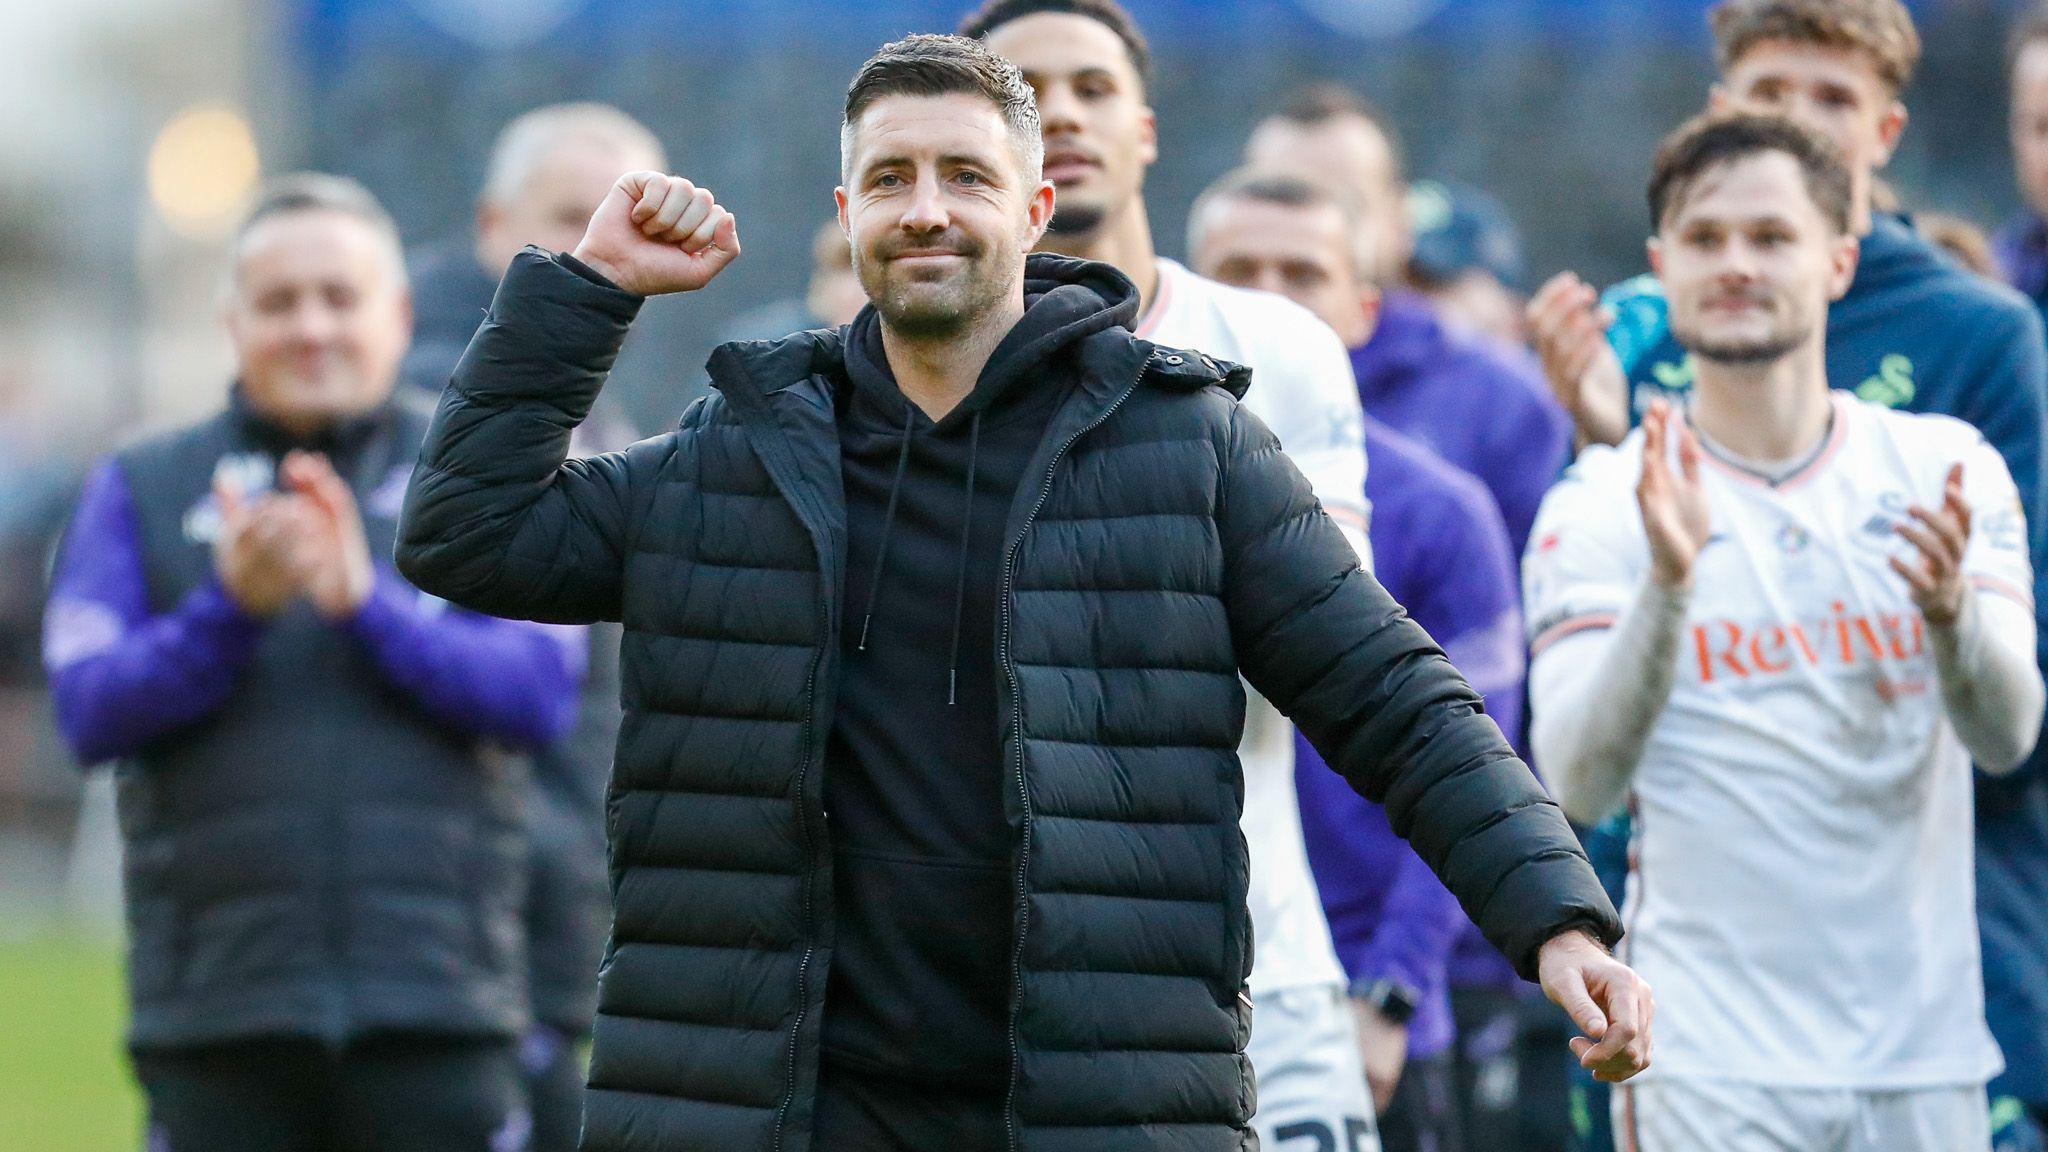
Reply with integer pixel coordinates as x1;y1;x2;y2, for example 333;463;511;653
837;91;1054;338
226;209;412;433
981;11;1155;238
1652;150;1856;366
1714;40;1906;221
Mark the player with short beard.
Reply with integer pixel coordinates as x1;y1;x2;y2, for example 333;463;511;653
1526;111;2043;1152
1528;7;2048;1146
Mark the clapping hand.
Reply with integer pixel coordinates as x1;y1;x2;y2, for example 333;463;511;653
1636;399;1712;590
1890;463;1972;628
211;471;321;618
279;451;375;621
1528;273;1631;448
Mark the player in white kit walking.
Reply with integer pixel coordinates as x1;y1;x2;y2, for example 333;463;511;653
1525;111;2045;1152
959;3;1381;1148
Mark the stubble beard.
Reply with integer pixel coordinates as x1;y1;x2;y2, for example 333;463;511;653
1044;202;1107;236
864;251;1017;342
879;289;977;340
1682;328;1812;366
1671;293;1817;367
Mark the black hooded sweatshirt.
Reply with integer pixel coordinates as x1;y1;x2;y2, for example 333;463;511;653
821;264;1137;1102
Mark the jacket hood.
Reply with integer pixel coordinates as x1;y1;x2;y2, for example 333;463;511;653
839;252;1139;432
704;255;1134;407
706;254;1252;412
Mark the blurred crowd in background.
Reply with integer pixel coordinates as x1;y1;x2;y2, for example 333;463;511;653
2;0;2044;1147
0;0;2024;850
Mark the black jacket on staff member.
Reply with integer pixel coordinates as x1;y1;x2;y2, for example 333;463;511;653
43;171;586;1152
397;245;1622;1152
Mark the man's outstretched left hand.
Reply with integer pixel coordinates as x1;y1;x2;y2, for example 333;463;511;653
1537;928;1653;1083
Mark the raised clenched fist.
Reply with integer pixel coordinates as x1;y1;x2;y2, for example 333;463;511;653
569;172;741;297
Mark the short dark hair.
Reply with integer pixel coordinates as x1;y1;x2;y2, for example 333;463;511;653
2010;2;2048;74
841;34;1043;181
1264;82;1406;183
234;172;405;279
1709;0;1921;95
1648;111;1854;234
958;0;1153;89
1186;166;1373;277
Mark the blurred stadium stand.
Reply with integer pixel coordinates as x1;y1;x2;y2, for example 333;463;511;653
0;0;2031;923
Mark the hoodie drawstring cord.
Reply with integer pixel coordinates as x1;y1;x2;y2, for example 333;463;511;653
856;410;915;651
946;412;982;705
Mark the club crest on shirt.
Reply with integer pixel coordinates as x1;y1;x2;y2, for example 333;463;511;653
1769;522;1819;586
1852;491;1914;554
1649;355;1695;390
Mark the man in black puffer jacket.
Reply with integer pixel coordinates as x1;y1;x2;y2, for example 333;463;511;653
398;34;1650;1152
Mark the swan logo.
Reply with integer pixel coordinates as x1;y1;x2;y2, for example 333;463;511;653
1855;354;1916;409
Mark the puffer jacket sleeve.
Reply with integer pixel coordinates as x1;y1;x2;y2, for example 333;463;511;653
1218;400;1621;979
397;247;669;625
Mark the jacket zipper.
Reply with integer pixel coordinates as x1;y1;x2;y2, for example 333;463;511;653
692;363;844;1152
770;647;827;1151
1000;374;1141;1152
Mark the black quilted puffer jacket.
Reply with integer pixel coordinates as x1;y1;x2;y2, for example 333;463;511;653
397;249;1620;1152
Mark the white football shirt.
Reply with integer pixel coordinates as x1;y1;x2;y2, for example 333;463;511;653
1140;258;1369;996
1525;393;2027;1087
